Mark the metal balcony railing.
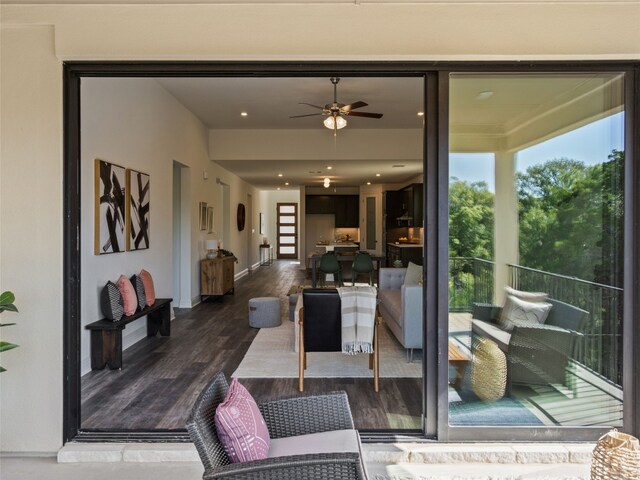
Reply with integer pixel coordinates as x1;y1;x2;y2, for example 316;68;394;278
448;257;623;385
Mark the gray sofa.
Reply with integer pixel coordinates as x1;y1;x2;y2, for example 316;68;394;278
472;298;588;388
378;267;423;361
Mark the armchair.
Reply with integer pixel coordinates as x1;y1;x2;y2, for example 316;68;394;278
472;298;588;388
186;372;369;479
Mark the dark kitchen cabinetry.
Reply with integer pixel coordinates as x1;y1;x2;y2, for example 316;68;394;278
305;195;335;214
386;244;423;267
334;195;359;228
306;195;359;228
384;183;423;228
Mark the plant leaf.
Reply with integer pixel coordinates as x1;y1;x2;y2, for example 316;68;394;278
0;323;16;327
0;342;19;352
0;304;18;313
0;366;6;373
0;291;15;306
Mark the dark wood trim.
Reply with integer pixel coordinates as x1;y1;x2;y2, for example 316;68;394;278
63;64;82;444
63;60;640;444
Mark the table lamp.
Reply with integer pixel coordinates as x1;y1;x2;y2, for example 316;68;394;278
205;239;219;259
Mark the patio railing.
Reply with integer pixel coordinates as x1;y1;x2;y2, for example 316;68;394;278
509;264;623;386
448;257;623;385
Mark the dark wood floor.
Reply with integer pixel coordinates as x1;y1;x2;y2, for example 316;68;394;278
81;260;423;431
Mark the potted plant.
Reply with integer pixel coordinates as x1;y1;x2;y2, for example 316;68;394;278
0;291;19;372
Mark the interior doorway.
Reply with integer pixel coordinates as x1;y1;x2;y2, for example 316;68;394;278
172;161;191;308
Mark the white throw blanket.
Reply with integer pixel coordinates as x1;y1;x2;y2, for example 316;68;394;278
337;286;377;355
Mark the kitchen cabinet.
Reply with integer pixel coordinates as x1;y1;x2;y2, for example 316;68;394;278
201;256;235;300
334;195;359;228
385;184;423;228
386;244;423;267
305;195;335;214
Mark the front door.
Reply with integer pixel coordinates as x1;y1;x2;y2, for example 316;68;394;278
276;203;298;259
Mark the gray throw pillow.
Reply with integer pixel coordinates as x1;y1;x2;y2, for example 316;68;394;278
404;261;423;286
100;281;124;321
505;286;548;303
498;294;552;332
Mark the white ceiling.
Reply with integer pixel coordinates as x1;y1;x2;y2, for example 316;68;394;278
154;73;621;189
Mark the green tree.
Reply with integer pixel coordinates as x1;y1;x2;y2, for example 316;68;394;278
448;178;494;260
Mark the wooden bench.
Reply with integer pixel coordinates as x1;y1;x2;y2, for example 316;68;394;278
85;298;172;370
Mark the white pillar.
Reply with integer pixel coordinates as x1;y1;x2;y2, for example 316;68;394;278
494;151;519;304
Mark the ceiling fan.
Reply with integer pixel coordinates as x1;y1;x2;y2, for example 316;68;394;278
290;77;383;134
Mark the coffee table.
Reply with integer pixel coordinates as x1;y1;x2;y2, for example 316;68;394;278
448;340;470;388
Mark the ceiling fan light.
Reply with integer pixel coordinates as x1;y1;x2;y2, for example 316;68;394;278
323;115;347;130
323;177;331;188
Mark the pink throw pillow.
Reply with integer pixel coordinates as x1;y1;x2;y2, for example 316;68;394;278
139;269;156;306
117;275;138;316
214;378;270;463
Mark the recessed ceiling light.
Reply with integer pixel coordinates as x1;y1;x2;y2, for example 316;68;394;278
375;173;381;177
278;173;283;177
241;112;248;116
326;166;333;170
367;182;371;185
476;91;494;100
417;112;424;116
285;182;289;186
277;187;281;190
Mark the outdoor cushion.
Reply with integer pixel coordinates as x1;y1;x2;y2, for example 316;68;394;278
117;275;137;317
498;295;552;332
505;286;548;303
471;319;512;352
215;378;270;463
268;429;361;458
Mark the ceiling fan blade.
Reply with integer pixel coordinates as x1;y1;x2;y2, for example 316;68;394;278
345;111;384;119
299;102;326;110
289;113;324;118
341;101;368;112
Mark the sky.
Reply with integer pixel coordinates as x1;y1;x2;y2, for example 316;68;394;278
449;112;625;193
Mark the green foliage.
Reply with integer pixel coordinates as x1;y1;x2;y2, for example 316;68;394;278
0;291;19;373
448;179;494;260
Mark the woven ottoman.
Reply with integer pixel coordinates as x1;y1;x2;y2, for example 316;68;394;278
471;336;507;402
248;297;281;328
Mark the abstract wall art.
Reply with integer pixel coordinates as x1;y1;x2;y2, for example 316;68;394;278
95;159;127;255
207;207;214;234
199;202;208;231
126;169;150;251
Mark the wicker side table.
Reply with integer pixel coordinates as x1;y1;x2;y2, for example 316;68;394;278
471;336;507;402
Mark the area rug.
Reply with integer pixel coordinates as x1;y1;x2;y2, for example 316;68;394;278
233;319;422;378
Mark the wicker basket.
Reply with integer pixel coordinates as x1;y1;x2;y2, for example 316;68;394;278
470;337;507;402
591;429;640;480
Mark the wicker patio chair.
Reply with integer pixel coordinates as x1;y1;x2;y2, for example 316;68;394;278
186;372;369;480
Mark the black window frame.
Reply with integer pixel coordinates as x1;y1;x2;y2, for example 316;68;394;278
63;61;640;444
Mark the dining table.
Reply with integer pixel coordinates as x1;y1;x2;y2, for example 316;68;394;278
309;252;386;287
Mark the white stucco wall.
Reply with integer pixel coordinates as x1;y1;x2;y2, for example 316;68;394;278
1;0;639;453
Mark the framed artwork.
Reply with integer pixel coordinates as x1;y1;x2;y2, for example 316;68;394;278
126;169;150;251
237;203;246;231
95;159;126;255
260;212;265;235
207;207;214;234
199;202;208;231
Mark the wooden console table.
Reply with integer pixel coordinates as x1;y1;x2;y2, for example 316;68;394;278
201;256;235;300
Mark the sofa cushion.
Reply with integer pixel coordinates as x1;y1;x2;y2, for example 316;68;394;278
404;261;422;286
117;275;138;317
472;319;512;352
498;295;552;332
505;286;548;303
378;289;402;322
268;429;360;458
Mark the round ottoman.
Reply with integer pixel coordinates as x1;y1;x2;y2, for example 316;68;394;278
471;337;507;402
248;297;281;328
